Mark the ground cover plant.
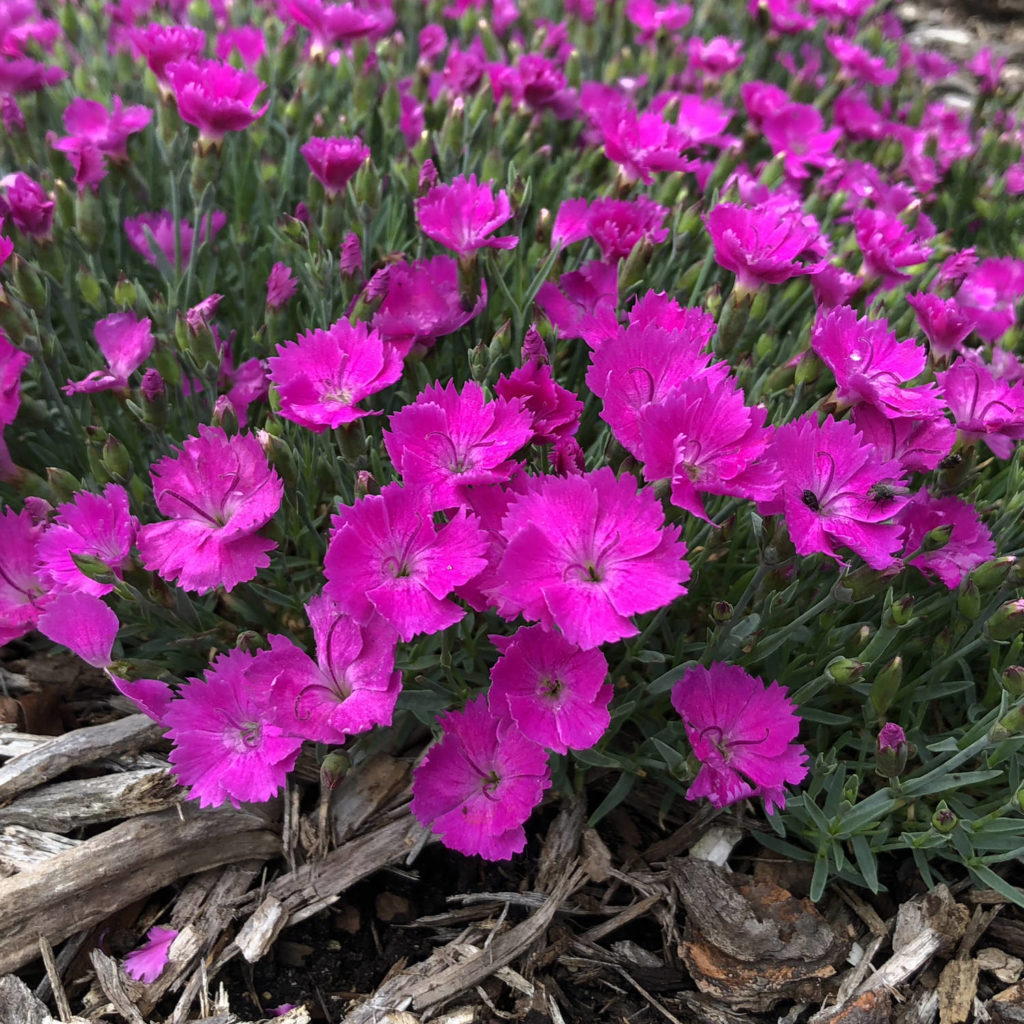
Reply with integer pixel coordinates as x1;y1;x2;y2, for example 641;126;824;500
2;0;1024;986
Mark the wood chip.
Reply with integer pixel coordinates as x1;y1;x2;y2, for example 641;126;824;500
0;827;81;873
937;958;979;1024
893;886;968;957
978;947;1024;984
88;950;146;1024
329;753;411;845
0;804;279;974
0;715;164;805
0;974;90;1024
0;768;179;832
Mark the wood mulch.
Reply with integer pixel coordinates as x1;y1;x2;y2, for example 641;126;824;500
2;650;1024;1024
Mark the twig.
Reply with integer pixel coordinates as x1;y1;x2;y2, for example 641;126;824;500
37;937;71;1024
614;967;684;1024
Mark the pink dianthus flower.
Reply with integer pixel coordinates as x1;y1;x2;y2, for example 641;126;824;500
164;647;302;808
385;380;532;510
36;484;137;596
490;467;690;650
936;359;1024;459
300;135;370;196
850;403;955;474
124;209;227;270
260;596;401;744
672;662;808;814
166;57;267;147
493;361;582;446
371;256;487;355
811;306;942;418
0;506;51;645
488;626;611;754
410;695;551;860
130;23;205;91
906;293;976;361
637;374;778;521
266;261;297;309
2;172;53;239
37;591;118;669
705;197;827;292
587;195;668;261
137;426;283;594
758;415;909;569
63;311;154;396
416;174;518;255
597;104;695;184
323;483;489;642
761;102;841;180
853;207;932;287
897;492;995;589
216;25;266;68
269;318;402;432
535;259;619;348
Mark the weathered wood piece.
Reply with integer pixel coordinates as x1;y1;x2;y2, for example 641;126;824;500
0;804;279;974
0;974;89;1024
0;826;81;873
0;715;164;805
0;769;180;832
0;727;51;760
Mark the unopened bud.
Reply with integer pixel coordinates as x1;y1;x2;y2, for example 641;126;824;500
257;428;298;487
870;656;903;721
113;274;137;308
354;469;379;499
46;466;82;502
139;369;168;428
971;555;1016;591
958;579;981;621
521;324;547;364
875;722;910;778
212;395;238;435
75;189;105;248
794;351;824;387
1002;665;1024;698
992;703;1024;740
711;600;733;623
922;524;953;551
102;435;131;481
619;238;654;293
988;599;1024;641
320;750;351;791
826;657;865;684
14;256;46;311
888;595;915;627
234;630;262;653
69;552;117;587
931;800;957;833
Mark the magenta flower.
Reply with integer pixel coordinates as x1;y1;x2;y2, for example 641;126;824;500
416;174;518;255
300;135;371;196
281;0;395;54
637;375;778;521
825;35;897;86
339;232;362;276
966;48;1005;94
164;648;302;808
762;102;841;180
260;596;400;744
811;306;941;418
63;311;154;396
166;58;268;147
266;261;297;309
488;626;612;754
550;197;590;249
587;195;668;261
2;172;53;239
936;359;1024;459
758;415;909;569
138;427;283;594
587;318;722;454
410;695;551;860
50;95;151;163
371;256;487;355
490;468;690;650
671;663;808;815
37;591;118;669
958;257;1024;342
686;36;744;78
906;293;976;361
124;926;179;984
850;403;956;473
853;208;932;287
323;483;489;642
535;259;619;349
36;484;137;596
0;506;51;645
110;675;174;723
124;209;227;270
493;361;583;446
813;263;861;309
625;0;692;42
130;23;205;91
384;380;533;510
269;318;403;432
597;105;695;185
216;26;266;68
704;197;827;292
897;492;995;590
0;329;29;480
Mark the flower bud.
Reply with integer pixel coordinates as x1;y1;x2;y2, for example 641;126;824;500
1003;666;1024;698
971;555;1016;591
75;188;105;248
46;466;82;503
619;238;654;293
826;657;865;684
212;394;238;435
234;630;262;653
320;750;351;791
958;579;981;621
102;436;132;481
139;369;168;428
988;599;1024;641
14;256;46;312
921;524;953;551
70;551;118;587
716;287;754;354
794;351;824;386
992;704;1024;740
354;469;379;499
256;429;298;488
869;656;903;721
114;274;138;308
931;801;957;833
711;600;733;623
887;595;915;627
875;722;910;778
